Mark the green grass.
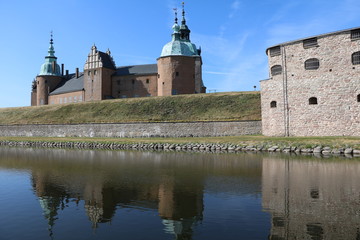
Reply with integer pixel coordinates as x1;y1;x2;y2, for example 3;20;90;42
0;92;261;125
1;135;360;149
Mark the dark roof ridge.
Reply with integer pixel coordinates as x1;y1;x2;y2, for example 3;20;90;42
266;26;360;53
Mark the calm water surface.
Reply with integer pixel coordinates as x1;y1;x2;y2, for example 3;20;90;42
0;147;360;240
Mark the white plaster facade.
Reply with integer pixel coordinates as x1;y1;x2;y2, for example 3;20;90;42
261;27;360;136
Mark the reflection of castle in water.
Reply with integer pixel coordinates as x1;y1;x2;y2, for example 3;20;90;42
262;157;360;240
30;157;204;239
0;147;261;239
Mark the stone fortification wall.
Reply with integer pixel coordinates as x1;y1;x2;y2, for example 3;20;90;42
261;28;360;136
0;121;261;138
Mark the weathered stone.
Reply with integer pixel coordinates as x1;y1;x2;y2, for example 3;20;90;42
344;148;353;154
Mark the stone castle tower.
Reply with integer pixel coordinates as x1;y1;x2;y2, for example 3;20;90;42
83;45;116;101
157;5;205;96
34;34;62;105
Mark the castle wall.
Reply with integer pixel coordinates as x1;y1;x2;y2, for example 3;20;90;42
194;57;202;93
48;91;84;105
84;68;115;101
0;120;261;138
157;56;196;96
261;29;360;136
112;74;157;98
31;90;37;106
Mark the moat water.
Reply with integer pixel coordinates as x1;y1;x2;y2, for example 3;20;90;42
0;147;360;240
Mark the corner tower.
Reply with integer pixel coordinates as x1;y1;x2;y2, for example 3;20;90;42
157;4;205;96
34;33;63;106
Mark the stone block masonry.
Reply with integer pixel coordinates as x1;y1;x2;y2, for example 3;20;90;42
261;27;360;136
0;121;261;138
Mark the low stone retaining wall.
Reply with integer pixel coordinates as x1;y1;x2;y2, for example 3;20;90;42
0;141;359;158
0;121;261;138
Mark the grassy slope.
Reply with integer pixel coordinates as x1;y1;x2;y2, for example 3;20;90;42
0;92;261;125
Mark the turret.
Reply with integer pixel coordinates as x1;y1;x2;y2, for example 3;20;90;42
35;33;63;105
157;5;205;96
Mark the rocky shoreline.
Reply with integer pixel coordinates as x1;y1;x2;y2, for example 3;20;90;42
0;140;359;157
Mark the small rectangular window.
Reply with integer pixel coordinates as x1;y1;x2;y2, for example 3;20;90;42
132;79;135;84
146;79;149;84
351;29;360;40
176;72;179;76
303;38;318;48
269;46;281;57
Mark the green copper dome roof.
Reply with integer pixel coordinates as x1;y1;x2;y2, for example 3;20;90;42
39;35;61;76
160;39;199;57
160;6;200;57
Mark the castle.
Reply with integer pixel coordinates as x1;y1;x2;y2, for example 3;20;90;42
31;6;206;106
261;27;360;136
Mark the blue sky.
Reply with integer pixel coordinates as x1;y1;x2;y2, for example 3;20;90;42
0;0;359;108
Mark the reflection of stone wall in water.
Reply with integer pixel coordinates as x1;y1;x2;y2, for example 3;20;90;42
262;157;360;239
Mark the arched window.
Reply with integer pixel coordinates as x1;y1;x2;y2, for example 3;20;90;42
305;58;320;70
270;101;277;108
271;65;282;76
309;97;318;105
357;94;360;102
352;51;360;65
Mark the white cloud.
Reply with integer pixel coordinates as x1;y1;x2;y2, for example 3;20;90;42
229;0;241;19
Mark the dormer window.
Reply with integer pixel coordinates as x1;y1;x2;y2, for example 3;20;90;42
269;46;281;57
351;29;360;40
303;38;318;48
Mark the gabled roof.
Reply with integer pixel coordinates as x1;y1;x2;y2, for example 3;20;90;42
115;64;158;76
98;51;116;69
49;74;84;95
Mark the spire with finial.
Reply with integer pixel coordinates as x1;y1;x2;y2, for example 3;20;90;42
172;8;180;36
181;2;186;25
173;8;178;24
179;2;190;41
39;31;61;76
47;31;56;57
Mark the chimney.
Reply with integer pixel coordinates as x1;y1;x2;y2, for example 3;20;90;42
61;64;64;76
66;70;69;76
76;68;79;78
